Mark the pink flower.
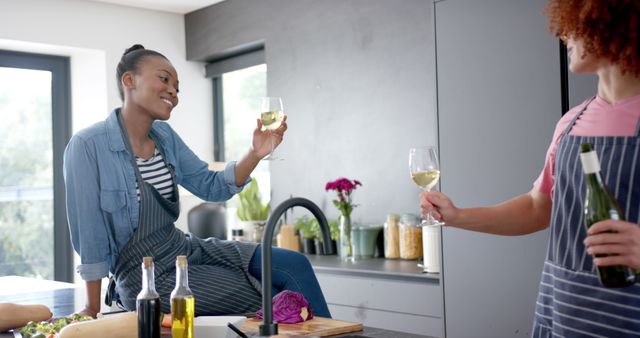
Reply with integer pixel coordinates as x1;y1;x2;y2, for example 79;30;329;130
325;177;362;217
256;290;314;323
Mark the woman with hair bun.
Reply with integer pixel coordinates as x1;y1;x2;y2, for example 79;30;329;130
63;44;331;319
421;1;640;336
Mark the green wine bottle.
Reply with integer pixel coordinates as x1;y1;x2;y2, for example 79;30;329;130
580;143;636;288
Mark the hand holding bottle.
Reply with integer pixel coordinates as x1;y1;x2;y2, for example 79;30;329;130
584;219;640;270
580;143;636;287
420;191;458;225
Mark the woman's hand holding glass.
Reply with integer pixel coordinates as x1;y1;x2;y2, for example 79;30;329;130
252;115;287;160
420;191;458;225
409;146;443;225
251;97;287;160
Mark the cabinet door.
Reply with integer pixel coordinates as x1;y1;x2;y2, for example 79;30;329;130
435;0;559;337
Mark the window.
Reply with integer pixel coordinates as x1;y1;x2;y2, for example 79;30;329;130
209;49;270;204
0;50;73;282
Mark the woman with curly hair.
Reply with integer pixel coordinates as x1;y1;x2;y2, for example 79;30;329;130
421;1;640;336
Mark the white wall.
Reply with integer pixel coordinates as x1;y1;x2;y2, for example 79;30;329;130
0;0;215;284
0;0;214;233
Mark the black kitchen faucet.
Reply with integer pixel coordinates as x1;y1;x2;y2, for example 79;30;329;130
258;197;334;337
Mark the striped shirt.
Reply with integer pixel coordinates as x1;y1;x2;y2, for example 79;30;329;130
135;148;174;200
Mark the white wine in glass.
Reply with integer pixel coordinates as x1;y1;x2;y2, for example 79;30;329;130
260;97;284;160
260;111;284;130
411;169;440;191
409;146;441;225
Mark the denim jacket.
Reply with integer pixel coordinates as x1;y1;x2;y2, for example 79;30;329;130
63;109;246;281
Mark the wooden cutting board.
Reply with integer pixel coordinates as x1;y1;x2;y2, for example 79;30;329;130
242;317;363;337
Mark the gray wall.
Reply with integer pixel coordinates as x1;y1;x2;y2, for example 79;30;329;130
435;0;596;337
186;0;435;225
569;72;598;108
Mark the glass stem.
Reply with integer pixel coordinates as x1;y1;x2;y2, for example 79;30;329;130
270;133;275;157
423;188;438;225
426;211;436;224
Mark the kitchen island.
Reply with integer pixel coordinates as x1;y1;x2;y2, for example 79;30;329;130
0;276;433;337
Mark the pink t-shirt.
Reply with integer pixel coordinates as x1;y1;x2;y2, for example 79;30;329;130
534;94;640;198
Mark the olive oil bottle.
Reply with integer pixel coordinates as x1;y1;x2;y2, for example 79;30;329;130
136;257;161;338
171;255;194;338
580;143;636;287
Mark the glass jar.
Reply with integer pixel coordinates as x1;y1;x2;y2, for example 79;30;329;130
231;229;244;242
399;213;422;260
384;214;400;259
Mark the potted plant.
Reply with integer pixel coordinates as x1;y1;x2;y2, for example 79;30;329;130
236;178;269;242
293;216;316;254
312;219;339;255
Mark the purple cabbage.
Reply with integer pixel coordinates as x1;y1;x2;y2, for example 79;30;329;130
255;290;314;323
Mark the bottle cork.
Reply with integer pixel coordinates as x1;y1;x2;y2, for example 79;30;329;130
176;255;187;267
143;256;153;268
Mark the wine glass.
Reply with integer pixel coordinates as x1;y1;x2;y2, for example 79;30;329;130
259;97;284;161
409;146;441;225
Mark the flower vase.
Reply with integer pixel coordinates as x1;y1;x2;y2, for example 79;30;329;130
339;214;352;259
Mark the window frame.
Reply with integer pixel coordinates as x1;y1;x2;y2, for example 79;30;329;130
0;49;73;282
208;48;265;162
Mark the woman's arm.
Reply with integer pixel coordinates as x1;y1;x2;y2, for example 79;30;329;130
78;280;102;318
168;117;287;198
421;188;552;235
234;149;262;187
234;117;288;186
63;135;111;313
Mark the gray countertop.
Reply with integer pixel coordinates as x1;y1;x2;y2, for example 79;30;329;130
305;255;439;283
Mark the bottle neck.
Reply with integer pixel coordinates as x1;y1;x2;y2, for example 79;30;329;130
585;171;605;187
176;264;189;290
140;264;159;298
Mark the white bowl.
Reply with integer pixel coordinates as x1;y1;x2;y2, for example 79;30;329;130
193;315;246;338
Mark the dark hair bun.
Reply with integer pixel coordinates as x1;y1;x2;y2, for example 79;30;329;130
123;44;145;56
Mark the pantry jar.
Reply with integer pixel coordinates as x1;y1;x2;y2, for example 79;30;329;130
384;214;400;259
399;213;422;260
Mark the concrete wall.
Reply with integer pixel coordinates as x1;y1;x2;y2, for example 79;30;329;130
186;0;436;225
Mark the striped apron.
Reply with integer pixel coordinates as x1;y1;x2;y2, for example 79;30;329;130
112;112;263;316
532;98;640;337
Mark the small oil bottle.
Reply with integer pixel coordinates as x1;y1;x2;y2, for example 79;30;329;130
136;256;161;338
171;255;194;338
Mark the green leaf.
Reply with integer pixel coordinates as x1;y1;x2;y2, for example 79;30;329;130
236;178;269;221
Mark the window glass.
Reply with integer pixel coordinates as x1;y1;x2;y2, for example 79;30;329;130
219;64;270;203
0;67;54;279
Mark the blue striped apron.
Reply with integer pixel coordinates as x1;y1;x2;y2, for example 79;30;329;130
112;112;262;316
532;98;640;337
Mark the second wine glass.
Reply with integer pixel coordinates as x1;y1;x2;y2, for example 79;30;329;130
259;97;284;161
409;146;441;225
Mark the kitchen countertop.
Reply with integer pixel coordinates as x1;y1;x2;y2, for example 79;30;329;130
305;255;440;283
0;276;434;338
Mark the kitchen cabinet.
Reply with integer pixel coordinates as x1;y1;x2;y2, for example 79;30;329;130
308;256;443;337
434;0;596;337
